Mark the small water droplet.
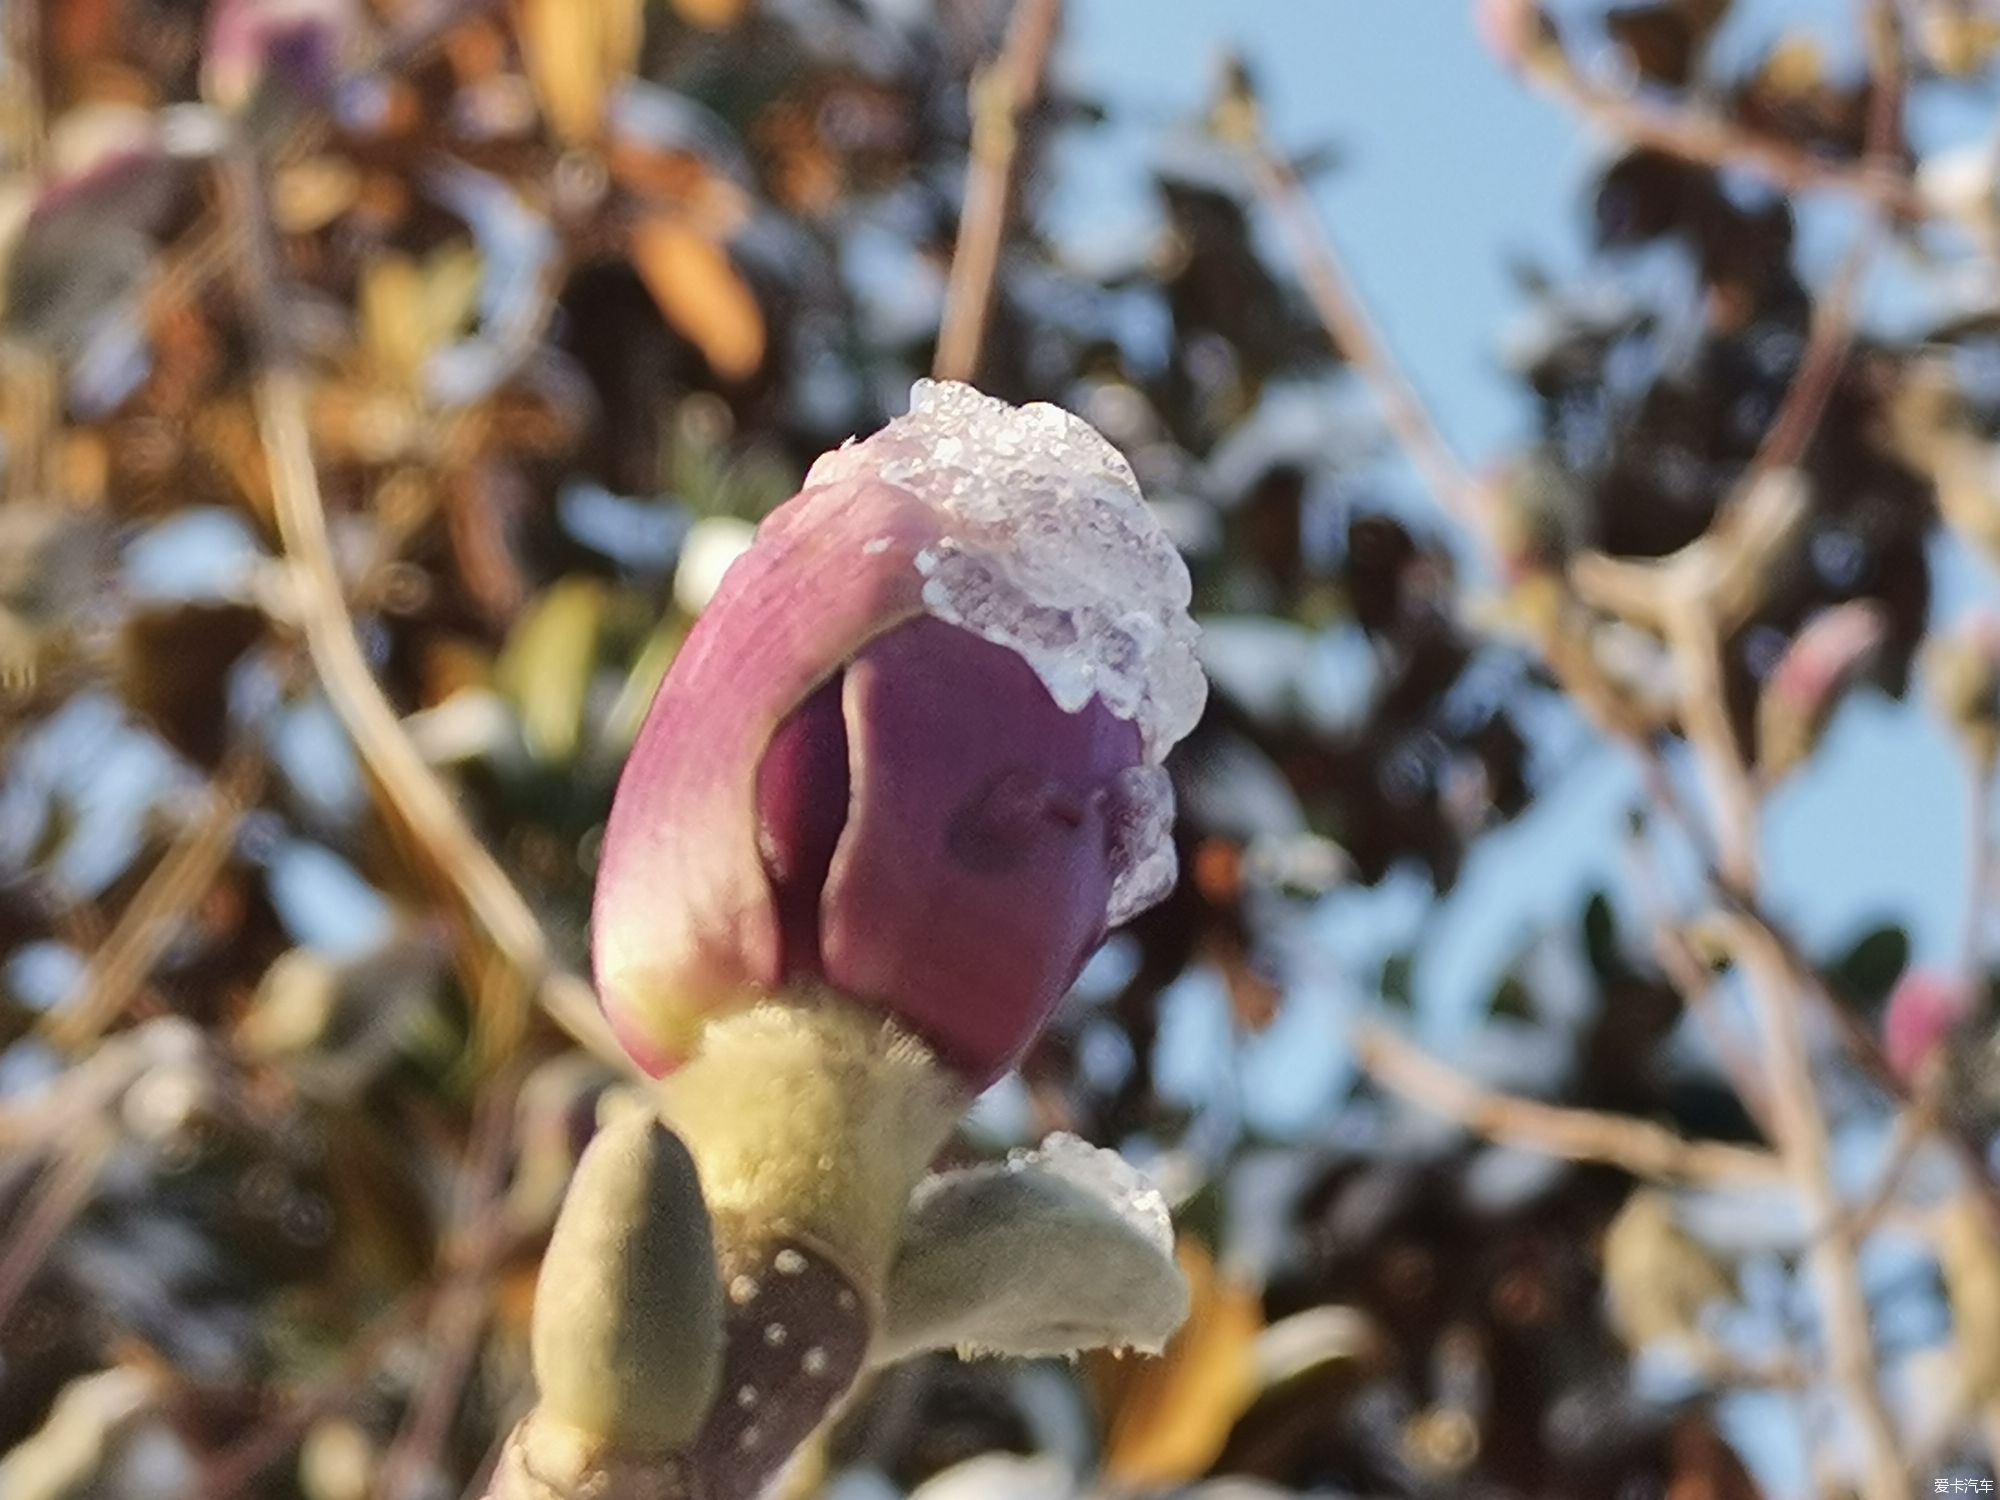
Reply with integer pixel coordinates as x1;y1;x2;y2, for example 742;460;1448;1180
835;1289;858;1312
735;1385;758;1409
763;1322;788;1346
729;1275;759;1305
773;1248;806;1276
802;1346;829;1376
737;1426;761;1452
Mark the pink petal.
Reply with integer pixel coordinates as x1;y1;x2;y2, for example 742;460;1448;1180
592;479;941;1072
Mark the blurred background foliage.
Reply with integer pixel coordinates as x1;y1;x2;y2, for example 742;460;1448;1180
5;0;2000;1496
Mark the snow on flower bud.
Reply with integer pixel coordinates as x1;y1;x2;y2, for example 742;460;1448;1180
593;381;1204;1088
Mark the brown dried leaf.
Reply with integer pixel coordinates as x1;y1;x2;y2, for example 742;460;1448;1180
515;0;646;144
1665;1414;1764;1500
1098;1242;1262;1487
631;219;766;381
444;461;531;625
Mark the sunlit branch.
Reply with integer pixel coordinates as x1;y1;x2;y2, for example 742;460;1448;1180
1241;137;1499;555
1352;1019;1786;1188
214;145;630;1076
933;0;1063;385
39;749;265;1052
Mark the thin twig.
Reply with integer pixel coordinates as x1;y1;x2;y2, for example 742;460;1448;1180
1829;1098;1934;1248
3;0;42;180
377;1073;522;1500
1528;54;1918;220
0;1115;120;1330
1733;887;2000;1230
1623;830;1777;1136
932;0;1063;384
1728;921;1908;1500
1650;190;1904;1500
1351;1020;1786;1188
1961;751;1996;981
1952;744;2000;1476
1639;13;1910;1472
213;143;627;1074
1242;136;1498;553
38;749;265;1052
201;1185;547;1499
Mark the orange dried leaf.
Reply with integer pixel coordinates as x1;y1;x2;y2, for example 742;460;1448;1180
272;157;361;235
671;0;747;30
631;219;766;381
1099;1242;1262;1486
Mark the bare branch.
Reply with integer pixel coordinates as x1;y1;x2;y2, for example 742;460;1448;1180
1632;13;1912;1474
933;0;1063;385
214;145;628;1074
1241;137;1498;554
1527;52;1917;220
39;750;264;1052
1351;1020;1786;1188
0;1116;119;1330
378;1075;521;1500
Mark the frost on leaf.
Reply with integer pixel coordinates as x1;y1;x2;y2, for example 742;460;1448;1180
1003;1131;1174;1259
875;1133;1188;1364
806;381;1207;923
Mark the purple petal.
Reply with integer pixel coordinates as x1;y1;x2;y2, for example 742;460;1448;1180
820;617;1142;1086
756;673;850;977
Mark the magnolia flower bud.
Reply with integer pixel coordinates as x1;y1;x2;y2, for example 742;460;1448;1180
529;1104;723;1454
1755;600;1888;785
1601;1189;1736;1374
593;382;1204;1088
1883;971;1977;1085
